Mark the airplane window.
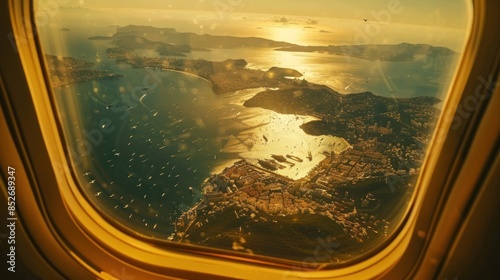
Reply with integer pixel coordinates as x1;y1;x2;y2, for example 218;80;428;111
34;0;470;266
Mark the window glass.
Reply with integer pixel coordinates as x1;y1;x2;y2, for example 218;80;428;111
35;0;469;264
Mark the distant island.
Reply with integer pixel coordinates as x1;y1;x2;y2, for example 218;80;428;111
111;25;296;49
92;25;297;58
97;25;456;62
275;43;456;62
88;35;113;40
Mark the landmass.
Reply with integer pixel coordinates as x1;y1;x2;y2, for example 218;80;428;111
111;25;296;49
45;54;124;88
174;159;398;262
244;89;440;144
275;43;456;62
173;84;440;262
100;25;456;62
110;34;208;57
106;48;443;262
95;25;296;58
88;35;113;40
106;47;304;93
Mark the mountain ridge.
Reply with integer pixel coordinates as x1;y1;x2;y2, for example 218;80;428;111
101;25;456;62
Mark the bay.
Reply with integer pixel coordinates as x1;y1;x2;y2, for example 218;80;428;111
42;14;457;237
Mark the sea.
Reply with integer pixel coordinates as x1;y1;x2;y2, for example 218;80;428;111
36;7;465;237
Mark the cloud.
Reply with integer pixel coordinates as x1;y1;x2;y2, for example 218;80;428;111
306;19;318;25
274;16;289;23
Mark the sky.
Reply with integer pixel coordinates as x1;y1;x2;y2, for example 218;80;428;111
55;0;471;29
36;0;470;50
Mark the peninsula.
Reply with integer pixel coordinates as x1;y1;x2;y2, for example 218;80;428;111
106;47;303;94
173;84;440;261
45;54;123;88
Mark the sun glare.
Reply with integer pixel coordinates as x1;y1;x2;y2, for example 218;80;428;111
268;26;308;45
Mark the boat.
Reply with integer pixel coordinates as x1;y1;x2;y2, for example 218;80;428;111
271;154;287;162
286;154;303;162
257;159;278;171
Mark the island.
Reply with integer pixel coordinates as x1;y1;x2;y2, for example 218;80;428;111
275;43;456;62
88;35;113;40
109;25;296;49
99;25;456;62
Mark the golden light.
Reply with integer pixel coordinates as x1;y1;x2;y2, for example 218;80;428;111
267;26;307;45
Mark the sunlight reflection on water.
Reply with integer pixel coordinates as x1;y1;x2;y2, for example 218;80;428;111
216;88;350;180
